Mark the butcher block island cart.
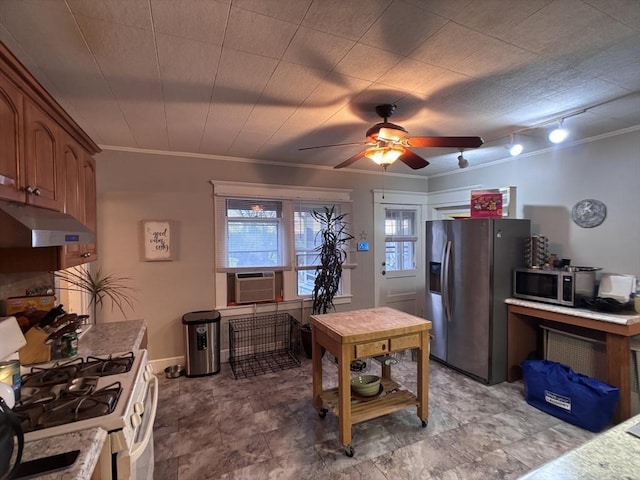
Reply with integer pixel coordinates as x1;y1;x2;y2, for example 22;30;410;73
311;307;432;456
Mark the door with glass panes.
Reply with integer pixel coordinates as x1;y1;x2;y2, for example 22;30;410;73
374;204;423;316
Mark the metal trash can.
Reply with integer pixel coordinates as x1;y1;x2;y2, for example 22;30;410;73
182;310;221;377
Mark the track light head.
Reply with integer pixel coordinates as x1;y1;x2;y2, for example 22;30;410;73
505;134;523;156
549;119;568;144
509;143;523;156
457;153;469;169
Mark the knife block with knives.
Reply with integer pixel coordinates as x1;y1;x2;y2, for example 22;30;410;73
15;304;82;365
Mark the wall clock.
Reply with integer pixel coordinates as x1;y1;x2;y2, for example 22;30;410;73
571;199;607;228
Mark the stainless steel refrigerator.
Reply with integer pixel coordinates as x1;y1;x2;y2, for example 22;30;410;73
425;218;530;384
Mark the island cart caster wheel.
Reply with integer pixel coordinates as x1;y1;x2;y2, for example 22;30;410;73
344;445;354;457
421;419;428;428
318;408;328;419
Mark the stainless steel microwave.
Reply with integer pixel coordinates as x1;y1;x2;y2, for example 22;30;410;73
513;267;596;307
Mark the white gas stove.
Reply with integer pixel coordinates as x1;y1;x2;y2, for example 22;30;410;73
16;349;157;480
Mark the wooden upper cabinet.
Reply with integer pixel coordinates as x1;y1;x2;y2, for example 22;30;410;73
0;73;25;203
59;134;98;268
81;155;98;261
0;80;65;211
23;98;64;211
0;41;101;272
62;133;82;220
59;133;83;268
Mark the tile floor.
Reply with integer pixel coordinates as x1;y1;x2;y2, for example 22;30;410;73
153;354;597;479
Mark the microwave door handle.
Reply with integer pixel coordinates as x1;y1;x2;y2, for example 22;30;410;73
129;373;159;463
442;240;452;322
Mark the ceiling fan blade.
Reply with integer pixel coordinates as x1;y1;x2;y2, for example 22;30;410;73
398;149;429;170
299;141;368;151
406;136;484;149
334;150;366;169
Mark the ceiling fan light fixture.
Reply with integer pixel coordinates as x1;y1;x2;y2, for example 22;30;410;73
365;145;404;167
549;120;568;144
378;126;407;142
304;104;480;170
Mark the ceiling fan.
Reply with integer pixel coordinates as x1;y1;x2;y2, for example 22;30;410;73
299;104;484;170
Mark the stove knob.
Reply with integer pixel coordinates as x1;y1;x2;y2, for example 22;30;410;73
130;413;142;428
134;402;144;415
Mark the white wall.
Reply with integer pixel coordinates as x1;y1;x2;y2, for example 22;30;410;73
95;151;427;361
428;128;640;277
95;128;639;363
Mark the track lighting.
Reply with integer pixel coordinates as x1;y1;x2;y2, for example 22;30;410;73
505;134;523;156
457;152;469;169
548;119;568;144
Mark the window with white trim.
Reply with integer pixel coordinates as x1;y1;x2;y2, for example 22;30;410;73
212;182;353;304
294;203;346;296
225;199;283;268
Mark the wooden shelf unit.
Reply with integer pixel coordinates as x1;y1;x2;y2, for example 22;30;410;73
320;378;418;425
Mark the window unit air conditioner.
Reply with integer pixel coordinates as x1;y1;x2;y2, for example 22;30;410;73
234;271;276;304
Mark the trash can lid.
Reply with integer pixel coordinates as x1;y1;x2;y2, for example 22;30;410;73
181;310;221;324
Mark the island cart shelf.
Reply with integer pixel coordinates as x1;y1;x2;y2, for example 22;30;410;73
319;377;419;426
311;307;432;457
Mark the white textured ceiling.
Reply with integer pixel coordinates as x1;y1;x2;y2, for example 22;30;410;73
1;0;638;176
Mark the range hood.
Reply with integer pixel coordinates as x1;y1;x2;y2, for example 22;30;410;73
0;200;95;248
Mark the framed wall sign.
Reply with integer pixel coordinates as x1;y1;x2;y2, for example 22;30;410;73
141;220;173;261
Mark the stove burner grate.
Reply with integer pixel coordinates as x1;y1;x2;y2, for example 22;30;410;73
21;352;135;390
17;354;135;433
15;381;123;433
80;352;134;377
21;364;80;389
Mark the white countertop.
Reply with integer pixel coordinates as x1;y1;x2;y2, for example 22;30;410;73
20;428;107;480
519;415;640;479
78;318;147;356
505;298;640;326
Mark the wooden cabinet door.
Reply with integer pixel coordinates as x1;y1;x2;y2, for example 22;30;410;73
23;99;64;211
59;133;84;268
81;154;98;262
59;136;98;268
0;73;25;203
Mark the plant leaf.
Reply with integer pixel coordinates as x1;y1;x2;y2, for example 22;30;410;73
53;267;136;318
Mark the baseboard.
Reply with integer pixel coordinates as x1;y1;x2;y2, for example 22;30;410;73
148;349;230;374
149;356;185;374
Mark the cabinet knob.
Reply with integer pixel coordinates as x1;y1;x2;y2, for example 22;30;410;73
24;186;41;196
81;252;91;258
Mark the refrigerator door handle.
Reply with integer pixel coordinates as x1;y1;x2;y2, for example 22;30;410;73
443;240;452;322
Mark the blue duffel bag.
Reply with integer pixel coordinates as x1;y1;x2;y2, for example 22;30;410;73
521;359;619;432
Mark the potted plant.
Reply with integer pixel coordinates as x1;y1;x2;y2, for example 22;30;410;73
53;266;136;324
301;206;354;358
